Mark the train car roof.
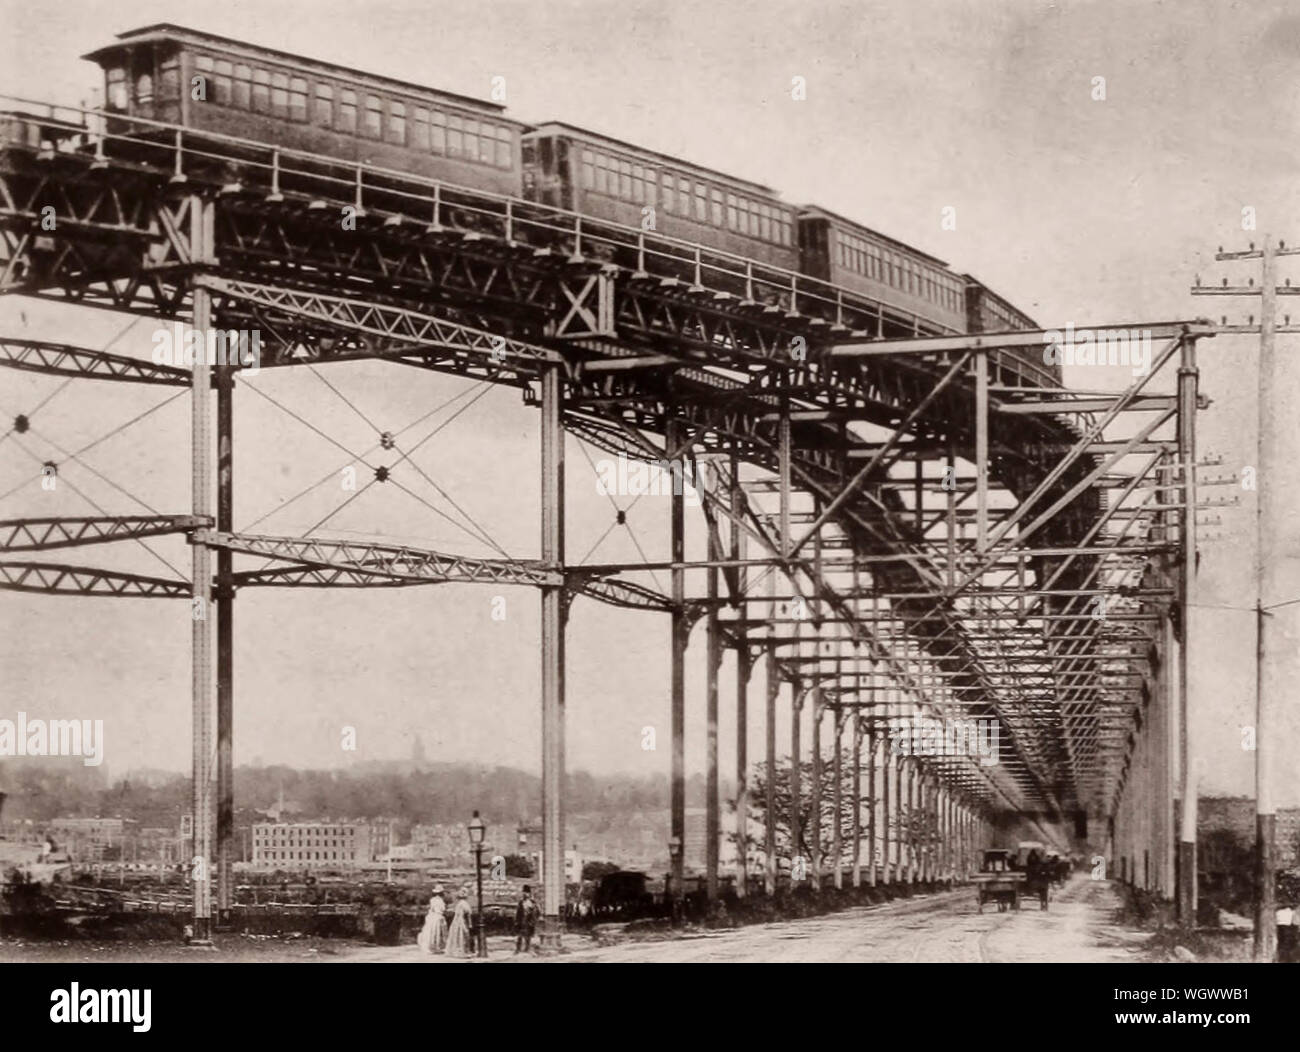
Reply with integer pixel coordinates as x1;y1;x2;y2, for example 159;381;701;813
797;204;950;268
83;24;515;121
528;121;780;198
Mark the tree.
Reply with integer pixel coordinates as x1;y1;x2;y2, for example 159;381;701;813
503;853;534;878
730;749;866;871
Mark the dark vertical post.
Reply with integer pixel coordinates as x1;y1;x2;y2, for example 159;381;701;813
732;452;750;899
852;703;863;887
867;695;877;886
765;645;778;896
832;705;843;889
540;364;566;944
810;685;821;892
1254;239;1278;962
1176;336;1198;928
791;685;803;886
705;502;721;904
669;421;686;916
975;349;989;554
215;355;234;923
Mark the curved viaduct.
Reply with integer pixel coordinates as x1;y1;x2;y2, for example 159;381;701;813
0;102;1207;938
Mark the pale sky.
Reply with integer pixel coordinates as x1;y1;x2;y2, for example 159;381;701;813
0;0;1297;806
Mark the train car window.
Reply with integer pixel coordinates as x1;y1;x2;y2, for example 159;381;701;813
214;61;233;105
430;110;445;153
289;77;308;121
631;164;642;199
314;85;333;128
233;65;252;109
660;173;674;213
594;153;608;194
677;176;690;214
760;206;771;242
387;101;405;144
479;123;495;165
270;72;289;118
494;126;511;168
582;150;595;189
252;69;270;114
363;94;381;138
106;67;127;111
618;160;632;200
135;72;153;106
463;118;479;161
710;189;723;227
694;184;707;222
642;168;655;205
726;193;736;231
159;58;179;99
447;114;463;157
339;89;357;133
412;106;430;150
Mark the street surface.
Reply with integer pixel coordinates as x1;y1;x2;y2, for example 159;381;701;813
343;875;1148;964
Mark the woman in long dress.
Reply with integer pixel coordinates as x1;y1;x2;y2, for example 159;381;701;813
416;885;448;955
444;888;474;958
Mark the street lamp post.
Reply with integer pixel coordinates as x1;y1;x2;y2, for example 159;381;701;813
468;811;487;958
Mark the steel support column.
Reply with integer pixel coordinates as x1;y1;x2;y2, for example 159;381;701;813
810;685;822;891
975;349;989;553
791;685;803;886
732;455;750;899
215;356;234;923
765;646;778;896
868;715;878;886
189;194;216;944
832;705;843;889
670;419;686;917
540;363;567;943
705;515;721;904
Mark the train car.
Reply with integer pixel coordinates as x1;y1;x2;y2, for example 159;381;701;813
963;276;1038;335
963;276;1058;385
522;121;798;272
82;24;526;196
797;206;968;333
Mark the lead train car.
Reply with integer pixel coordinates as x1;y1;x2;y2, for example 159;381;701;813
82;24;526;196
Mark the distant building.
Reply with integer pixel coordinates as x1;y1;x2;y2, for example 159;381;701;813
1200;797;1300;868
516;826;583;882
409;823;473;864
47;817;132;861
251;820;391;869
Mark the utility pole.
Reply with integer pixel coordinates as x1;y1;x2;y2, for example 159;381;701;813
1192;235;1300;960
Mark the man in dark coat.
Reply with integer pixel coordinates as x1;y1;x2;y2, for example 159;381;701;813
514;884;539;954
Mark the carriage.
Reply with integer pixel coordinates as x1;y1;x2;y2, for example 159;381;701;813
972;849;1026;913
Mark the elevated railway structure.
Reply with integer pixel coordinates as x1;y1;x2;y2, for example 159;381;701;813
0;99;1207;941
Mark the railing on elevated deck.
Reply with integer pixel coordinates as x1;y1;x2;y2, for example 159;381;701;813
0;93;1062;391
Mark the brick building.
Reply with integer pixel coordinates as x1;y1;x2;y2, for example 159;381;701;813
251;820;391;869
